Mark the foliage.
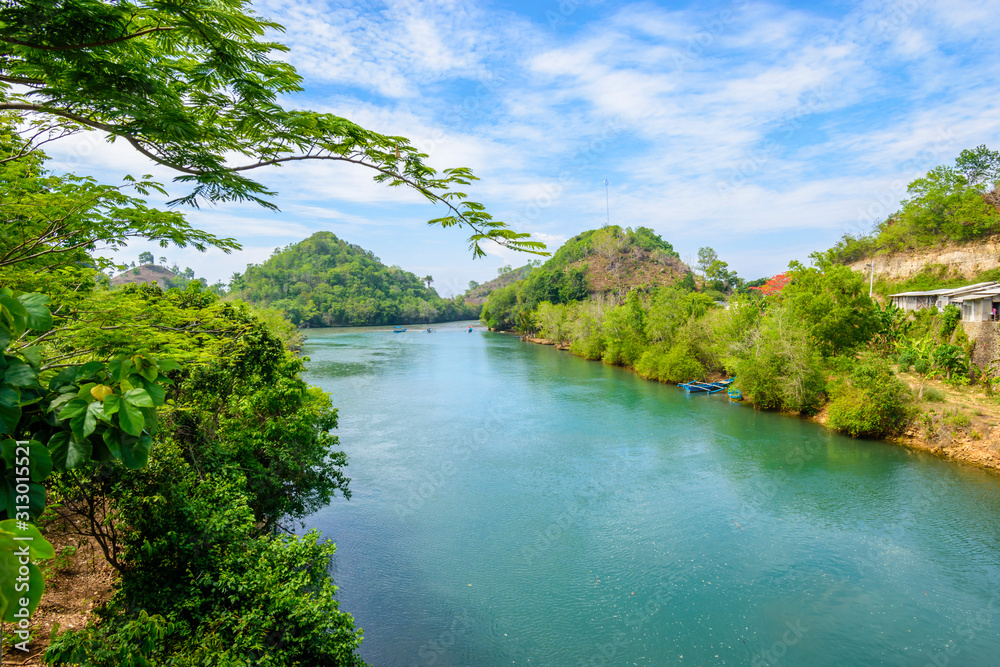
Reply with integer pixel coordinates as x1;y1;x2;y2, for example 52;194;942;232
697;247;741;293
41;287;361;664
0;124;238;292
635;340;705;383
481;226;690;331
601;291;646;367
780;262;881;357
728;305;826;413
824;145;1000;263
0;1;543;258
0;284;176;621
827;356;913;438
749;273;789;296
234;232;478;326
922;387;946;403
545;226;678;272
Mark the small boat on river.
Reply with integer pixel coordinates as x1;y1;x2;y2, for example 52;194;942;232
392;326;407;333
679;378;734;394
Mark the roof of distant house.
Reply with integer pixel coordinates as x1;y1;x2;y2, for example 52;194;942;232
889;282;1000;298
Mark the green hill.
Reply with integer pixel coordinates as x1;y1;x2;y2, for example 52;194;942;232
232;231;478;326
481;226;693;330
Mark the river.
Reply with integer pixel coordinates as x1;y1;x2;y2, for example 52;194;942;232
302;321;1000;666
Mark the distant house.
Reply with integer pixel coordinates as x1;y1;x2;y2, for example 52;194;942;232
890;282;1000;322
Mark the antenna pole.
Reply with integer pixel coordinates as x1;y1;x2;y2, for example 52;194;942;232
604;179;610;226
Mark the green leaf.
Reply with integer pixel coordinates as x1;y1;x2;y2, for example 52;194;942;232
102;429;122;460
16;293;52;332
47;432;70;472
138;363;158;382
20;346;42;370
27;442;52;483
103;394;120;416
65;435;93;470
57;398;88;420
121;432;153;469
3;357;37;388
0;387;20;435
124;388;155;408
109;358;133;384
48;366;78;391
145;382;166;406
156;358;182;373
118;399;144;436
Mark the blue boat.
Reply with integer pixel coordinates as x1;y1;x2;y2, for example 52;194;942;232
678;378;734;394
727;386;743;400
392;326;407;333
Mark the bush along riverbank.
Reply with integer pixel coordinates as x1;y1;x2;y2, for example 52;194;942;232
498;259;1000;472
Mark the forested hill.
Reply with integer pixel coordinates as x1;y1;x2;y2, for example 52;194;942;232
481;225;694;330
232;231;479;326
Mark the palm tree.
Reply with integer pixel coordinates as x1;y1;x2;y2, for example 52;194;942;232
423;275;433;289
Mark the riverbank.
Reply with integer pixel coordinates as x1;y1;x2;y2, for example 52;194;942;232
517;334;1000;474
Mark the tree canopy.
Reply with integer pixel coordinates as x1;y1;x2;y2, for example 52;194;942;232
0;0;544;258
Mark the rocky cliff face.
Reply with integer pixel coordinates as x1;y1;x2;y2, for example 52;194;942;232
848;239;1000;282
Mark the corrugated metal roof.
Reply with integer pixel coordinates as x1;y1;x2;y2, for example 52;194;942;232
889;282;1000;298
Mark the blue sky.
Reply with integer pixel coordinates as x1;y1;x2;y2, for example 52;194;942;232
50;0;1000;296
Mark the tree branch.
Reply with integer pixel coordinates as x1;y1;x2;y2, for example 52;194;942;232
0;26;174;52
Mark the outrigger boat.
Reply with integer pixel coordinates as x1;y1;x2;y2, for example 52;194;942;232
392;326;407;333
678;378;734;394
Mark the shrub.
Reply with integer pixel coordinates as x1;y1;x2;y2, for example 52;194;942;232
944;410;971;428
922;387;946;402
828;357;914;438
729;305;826;413
897;351;916;372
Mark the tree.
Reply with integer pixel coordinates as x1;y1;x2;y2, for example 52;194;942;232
138;251;153;265
750;273;790;296
158;256;167;265
954;144;1000;189
780;262;880;357
697;247;718;276
468;280;480;291
0;0;545;258
423;275;433;289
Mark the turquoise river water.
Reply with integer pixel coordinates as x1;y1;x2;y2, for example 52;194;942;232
302;321;1000;666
